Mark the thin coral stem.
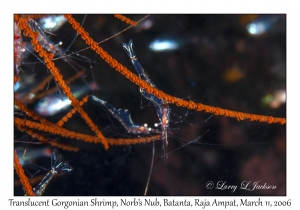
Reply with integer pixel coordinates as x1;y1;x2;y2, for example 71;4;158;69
56;95;89;127
15;117;161;146
15;124;79;152
27;70;85;104
14;98;48;124
15;97;80;151
14;14;21;23
64;14;286;125
20;74;53;103
114;14;138;26
15;98;73;152
15;97;157;146
14;149;35;196
16;17;109;150
50;141;79;152
14;75;20;84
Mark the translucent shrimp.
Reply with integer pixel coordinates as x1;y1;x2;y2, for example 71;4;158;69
26;18;96;93
122;40;170;161
27;18;65;57
90;95;159;134
30;150;73;196
14;22;25;75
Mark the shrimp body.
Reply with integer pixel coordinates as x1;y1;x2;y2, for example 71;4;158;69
91;95;159;134
14;22;25;75
123;40;170;160
31;151;72;196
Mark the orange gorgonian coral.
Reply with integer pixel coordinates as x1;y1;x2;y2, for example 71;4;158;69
14;14;286;196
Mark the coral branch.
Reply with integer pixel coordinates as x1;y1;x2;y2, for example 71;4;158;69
108;135;161;146
20;74;53;103
49;141;79;152
14;149;35;196
14;98;80;151
14;99;105;144
56;95;89;127
14;75;20;84
114;14;138;26
15;124;79;152
64;14;286;125
15;96;158;147
16;17;109;150
14;98;48;124
27;70;85;104
15;117;161;146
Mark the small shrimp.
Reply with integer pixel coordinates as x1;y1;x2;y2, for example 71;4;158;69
29;150;73;196
123;40;170;161
25;17;96;94
90;95;159;134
